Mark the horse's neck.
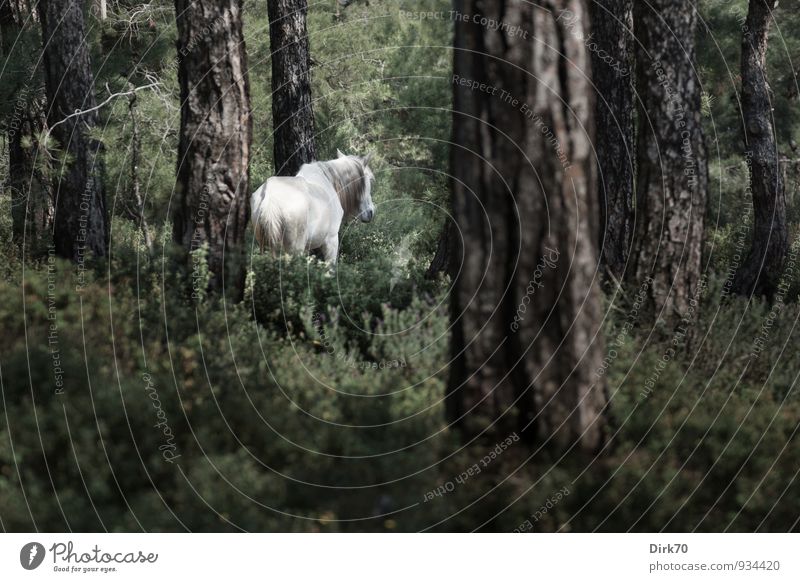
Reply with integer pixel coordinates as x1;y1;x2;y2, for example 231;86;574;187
298;163;331;189
303;160;353;200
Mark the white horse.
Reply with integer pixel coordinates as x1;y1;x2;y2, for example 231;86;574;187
251;150;376;264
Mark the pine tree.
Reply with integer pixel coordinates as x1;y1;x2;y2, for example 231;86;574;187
172;0;252;286
448;0;606;450
267;0;316;176
626;0;708;322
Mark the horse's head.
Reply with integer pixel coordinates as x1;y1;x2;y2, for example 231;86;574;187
338;149;375;223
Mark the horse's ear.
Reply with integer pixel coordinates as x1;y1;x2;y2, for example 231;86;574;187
337;149;347;159
363;152;374;166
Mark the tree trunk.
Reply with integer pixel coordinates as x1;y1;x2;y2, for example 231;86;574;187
590;0;634;281
173;0;252;285
731;0;787;299
0;0;15;48
40;0;108;261
94;0;107;21
447;0;607;451
9;96;53;247
128;87;152;254
626;0;708;322
0;0;28;33
267;0;316;176
4;0;52;247
426;221;454;279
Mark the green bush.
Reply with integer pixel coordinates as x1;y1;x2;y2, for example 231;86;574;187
1;0;799;534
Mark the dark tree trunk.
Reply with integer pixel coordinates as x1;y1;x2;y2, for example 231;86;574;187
731;0;787;299
0;0;15;48
173;0;252;285
426;220;455;279
9;95;53;246
267;0;316;176
128;87;152;254
626;0;708;322
447;0;607;451
40;0;108;261
4;0;52;247
93;0;107;21
590;0;634;280
0;0;27;34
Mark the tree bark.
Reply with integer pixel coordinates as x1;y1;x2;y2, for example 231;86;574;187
590;0;634;281
0;0;16;46
626;0;708;322
426;220;455;279
267;0;316;176
447;0;606;451
731;0;787;299
3;0;51;246
128;87;152;254
94;0;107;21
40;0;108;261
9;94;53;247
173;0;252;285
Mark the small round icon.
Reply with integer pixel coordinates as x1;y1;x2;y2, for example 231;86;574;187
20;542;46;570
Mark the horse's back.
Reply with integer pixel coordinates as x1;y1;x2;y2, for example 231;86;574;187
251;166;344;256
255;177;311;215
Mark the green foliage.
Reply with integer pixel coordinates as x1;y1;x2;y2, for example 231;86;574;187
699;0;800;233
1;217;797;531
249;222;445;350
699;0;800;154
0;0;799;533
0;246;452;531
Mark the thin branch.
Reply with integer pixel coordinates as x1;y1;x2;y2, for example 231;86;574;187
46;81;160;138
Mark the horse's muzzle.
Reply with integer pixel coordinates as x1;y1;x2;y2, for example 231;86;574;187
361;209;374;223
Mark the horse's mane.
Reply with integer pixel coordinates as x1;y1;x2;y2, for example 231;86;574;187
316;157;367;216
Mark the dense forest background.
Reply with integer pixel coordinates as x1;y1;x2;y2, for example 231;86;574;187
0;0;799;532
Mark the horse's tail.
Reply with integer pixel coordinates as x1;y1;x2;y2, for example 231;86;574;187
253;186;285;256
264;203;286;257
